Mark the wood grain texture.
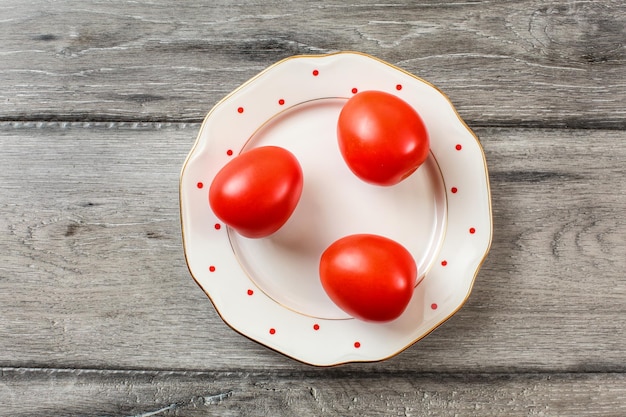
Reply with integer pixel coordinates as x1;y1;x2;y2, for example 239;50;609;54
2;1;625;414
2;368;625;417
1;123;624;373
0;0;624;127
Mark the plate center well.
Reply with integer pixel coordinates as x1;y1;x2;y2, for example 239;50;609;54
229;98;447;319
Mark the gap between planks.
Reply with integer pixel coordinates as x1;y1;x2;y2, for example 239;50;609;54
2;366;625;378
1;119;625;131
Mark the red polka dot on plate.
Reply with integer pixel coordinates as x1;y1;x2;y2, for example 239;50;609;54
313;324;320;331
451;187;458;194
469;227;476;234
209;266;216;272
196;182;203;189
226;149;233;156
354;341;361;348
351;87;358;94
247;289;254;296
455;144;462;151
214;223;221;230
312;69;319;76
278;98;285;105
237;107;244;114
396;84;403;90
441;260;448;266
269;328;276;335
431;303;438;310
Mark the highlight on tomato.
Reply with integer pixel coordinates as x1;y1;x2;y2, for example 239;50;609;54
209;146;303;238
337;90;430;186
319;234;418;322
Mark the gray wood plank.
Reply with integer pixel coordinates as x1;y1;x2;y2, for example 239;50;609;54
1;122;624;372
1;368;625;417
1;0;624;127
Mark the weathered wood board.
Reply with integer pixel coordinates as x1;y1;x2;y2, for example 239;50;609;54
1;123;624;373
0;1;624;128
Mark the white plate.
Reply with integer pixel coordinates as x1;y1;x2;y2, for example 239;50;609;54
180;52;492;366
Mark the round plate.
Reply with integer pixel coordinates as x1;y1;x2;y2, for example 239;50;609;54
180;52;492;366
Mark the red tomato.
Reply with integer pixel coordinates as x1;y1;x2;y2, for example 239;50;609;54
319;234;417;322
209;146;303;238
337;90;430;186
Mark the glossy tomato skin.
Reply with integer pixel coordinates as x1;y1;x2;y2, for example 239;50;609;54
337;90;430;186
209;146;303;238
319;234;417;322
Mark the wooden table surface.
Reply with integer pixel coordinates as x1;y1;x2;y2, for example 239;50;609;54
2;1;625;415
